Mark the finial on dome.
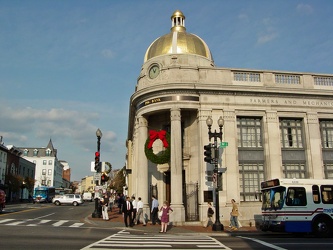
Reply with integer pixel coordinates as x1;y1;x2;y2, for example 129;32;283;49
171;10;186;32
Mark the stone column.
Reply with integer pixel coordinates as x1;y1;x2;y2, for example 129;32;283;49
223;110;239;203
305;112;323;179
264;111;283;178
136;116;149;209
170;107;185;224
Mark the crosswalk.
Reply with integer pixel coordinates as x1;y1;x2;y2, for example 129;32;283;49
0;218;85;228
82;230;231;249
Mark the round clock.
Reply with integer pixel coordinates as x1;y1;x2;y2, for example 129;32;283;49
149;65;160;79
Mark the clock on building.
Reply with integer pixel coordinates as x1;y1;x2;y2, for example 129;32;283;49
148;64;160;79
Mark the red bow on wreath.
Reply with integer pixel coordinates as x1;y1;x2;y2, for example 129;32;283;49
147;130;169;149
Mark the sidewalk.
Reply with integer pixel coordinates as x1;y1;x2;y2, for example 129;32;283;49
85;208;258;235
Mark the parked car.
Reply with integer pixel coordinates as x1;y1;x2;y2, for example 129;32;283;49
52;194;84;206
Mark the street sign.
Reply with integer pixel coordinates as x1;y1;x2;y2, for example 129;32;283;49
220;142;228;148
93;173;101;181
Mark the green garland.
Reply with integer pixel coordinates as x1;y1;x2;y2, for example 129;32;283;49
144;132;171;164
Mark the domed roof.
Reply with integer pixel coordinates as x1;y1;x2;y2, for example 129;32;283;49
144;10;213;62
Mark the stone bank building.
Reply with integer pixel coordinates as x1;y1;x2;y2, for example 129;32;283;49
126;10;333;226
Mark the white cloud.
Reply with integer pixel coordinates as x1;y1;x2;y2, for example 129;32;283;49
101;49;114;58
257;32;278;44
257;18;278;44
0;105;116;151
238;13;248;21
296;4;313;14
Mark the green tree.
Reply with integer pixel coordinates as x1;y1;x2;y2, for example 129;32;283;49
110;167;125;194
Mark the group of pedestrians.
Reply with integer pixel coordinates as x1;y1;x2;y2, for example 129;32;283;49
100;193;240;232
204;199;241;231
119;195;173;233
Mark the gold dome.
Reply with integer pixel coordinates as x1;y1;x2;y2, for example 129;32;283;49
144;10;213;62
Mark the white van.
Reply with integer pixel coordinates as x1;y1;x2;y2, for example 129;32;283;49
82;192;93;202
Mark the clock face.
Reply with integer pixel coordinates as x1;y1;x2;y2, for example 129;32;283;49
149;65;160;79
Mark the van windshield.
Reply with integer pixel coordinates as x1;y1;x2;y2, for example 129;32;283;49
262;186;286;210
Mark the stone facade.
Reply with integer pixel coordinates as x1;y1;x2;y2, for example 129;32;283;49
126;10;333;226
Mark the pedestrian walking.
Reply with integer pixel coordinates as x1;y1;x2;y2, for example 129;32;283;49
135;197;146;226
230;199;239;230
203;202;214;227
159;201;173;233
122;196;133;227
100;194;109;221
131;196;137;225
108;194;114;212
151;195;159;225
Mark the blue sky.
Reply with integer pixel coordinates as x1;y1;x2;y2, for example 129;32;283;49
1;1;332;181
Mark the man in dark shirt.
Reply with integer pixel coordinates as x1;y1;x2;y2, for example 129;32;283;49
122;196;133;227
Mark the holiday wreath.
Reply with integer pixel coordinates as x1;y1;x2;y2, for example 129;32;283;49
144;130;170;164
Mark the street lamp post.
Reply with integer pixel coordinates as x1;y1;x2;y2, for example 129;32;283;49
92;128;102;218
206;116;224;231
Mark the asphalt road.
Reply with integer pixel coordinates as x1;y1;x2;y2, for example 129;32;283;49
1;202;333;250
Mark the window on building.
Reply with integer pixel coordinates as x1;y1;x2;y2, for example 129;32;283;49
42;169;46;175
43;160;47;165
283;163;306;178
46;149;51;156
234;72;261;82
23;149;28;156
237;117;264;202
33;149;38;156
275;74;300;84
280;119;303;148
320;120;333;149
314;76;333;86
48;160;52;165
237;117;262;148
42;180;46;185
324;164;333;179
47;180;51;186
10;163;16;175
48;169;52;175
239;163;264;202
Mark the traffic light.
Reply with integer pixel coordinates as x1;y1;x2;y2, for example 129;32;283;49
94;152;101;172
101;173;109;185
204;144;214;163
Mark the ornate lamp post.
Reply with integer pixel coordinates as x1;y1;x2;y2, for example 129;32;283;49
92;128;102;218
206;116;224;231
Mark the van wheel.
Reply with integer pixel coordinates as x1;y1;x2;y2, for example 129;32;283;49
73;201;78;206
54;201;61;206
312;216;332;237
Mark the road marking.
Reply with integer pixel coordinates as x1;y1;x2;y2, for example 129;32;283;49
33;213;55;220
238;236;287;250
39;219;51;224
69;223;85;227
0;219;15;224
82;230;231;249
0;218;85;228
52;220;69;227
6;221;25;226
